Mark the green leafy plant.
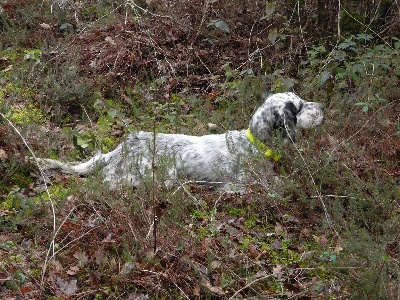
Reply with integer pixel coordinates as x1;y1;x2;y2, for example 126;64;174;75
66;98;124;153
300;34;399;106
355;94;388;113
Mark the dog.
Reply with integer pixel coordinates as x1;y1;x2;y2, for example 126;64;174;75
33;92;323;190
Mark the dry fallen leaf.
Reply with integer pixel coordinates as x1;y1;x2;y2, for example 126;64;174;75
202;278;225;296
19;286;33;294
0;148;7;159
95;249;106;265
272;239;282;250
313;234;329;246
49;259;63;274
253;270;268;279
207;123;218;131
273;264;284;280
66;265;80;276
248;243;261;259
39;23;52;29
193;284;200;297
312;235;319;243
73;250;89;266
334;244;343;254
120;262;135;275
275;223;284;235
55;276;78;296
105;36;116;45
301;228;310;237
319;234;328;245
2;65;12;72
210;260;221;269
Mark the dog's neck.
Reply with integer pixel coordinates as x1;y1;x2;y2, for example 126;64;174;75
245;129;281;161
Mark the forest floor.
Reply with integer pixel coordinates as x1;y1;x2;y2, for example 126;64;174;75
0;1;399;299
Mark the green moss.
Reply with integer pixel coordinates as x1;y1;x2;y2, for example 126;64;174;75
197;226;208;237
260;238;303;265
191;209;208;220
0;196;15;210
228;207;244;217
101;137;115;153
244;215;260;229
239;235;252;249
7;103;45;125
1;187;29;210
0;82;44;125
0;49;23;63
23;49;41;62
11;173;33;188
23;182;76;209
35;184;73;203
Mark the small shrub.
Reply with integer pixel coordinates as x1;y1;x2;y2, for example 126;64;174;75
300;34;400;106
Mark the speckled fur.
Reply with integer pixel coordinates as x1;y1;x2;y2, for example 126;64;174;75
35;92;323;189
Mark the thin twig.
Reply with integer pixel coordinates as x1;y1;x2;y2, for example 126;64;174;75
171;180;224;206
297;0;308;52
0;113;58;292
311;194;357;199
283;118;339;238
40;205;79;287
229;274;273;299
141;269;191;299
337;0;341;39
48;227;99;262
81;105;94;129
325;99;400;164
151;115;157;254
341;7;396;51
194;0;210;41
125;0;195;34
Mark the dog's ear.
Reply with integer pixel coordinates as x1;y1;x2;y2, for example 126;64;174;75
273;101;302;142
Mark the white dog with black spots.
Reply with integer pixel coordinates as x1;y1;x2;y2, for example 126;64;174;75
34;92;324;191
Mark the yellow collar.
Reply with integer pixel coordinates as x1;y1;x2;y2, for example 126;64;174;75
245;129;281;161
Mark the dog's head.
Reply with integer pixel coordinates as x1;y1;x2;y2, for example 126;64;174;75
249;92;324;144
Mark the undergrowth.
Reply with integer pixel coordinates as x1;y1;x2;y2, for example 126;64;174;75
0;0;399;299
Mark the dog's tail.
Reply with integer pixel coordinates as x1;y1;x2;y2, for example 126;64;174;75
30;154;103;175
